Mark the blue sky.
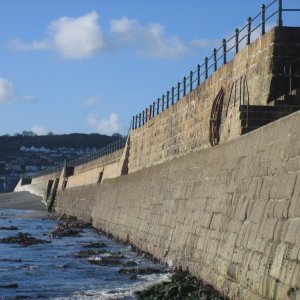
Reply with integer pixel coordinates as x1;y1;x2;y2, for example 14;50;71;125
0;0;299;136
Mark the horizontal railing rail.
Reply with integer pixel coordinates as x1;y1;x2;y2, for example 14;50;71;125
131;0;300;130
66;138;126;167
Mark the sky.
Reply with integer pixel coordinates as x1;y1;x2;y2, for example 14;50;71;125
0;0;299;136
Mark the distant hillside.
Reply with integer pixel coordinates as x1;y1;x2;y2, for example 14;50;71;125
0;133;121;153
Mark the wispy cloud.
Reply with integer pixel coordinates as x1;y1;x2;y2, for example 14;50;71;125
110;16;191;59
87;113;122;135
189;38;219;49
0;77;15;103
32;124;47;135
82;96;98;107
11;11;106;60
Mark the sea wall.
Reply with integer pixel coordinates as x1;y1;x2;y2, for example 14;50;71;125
128;27;300;173
66;149;123;189
14;171;61;198
57;110;300;300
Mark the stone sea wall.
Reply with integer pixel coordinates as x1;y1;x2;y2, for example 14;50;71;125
57;110;300;299
128;27;300;174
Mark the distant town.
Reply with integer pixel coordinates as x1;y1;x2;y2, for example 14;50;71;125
0;132;121;192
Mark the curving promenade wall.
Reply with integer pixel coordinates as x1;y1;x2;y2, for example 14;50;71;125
57;110;300;300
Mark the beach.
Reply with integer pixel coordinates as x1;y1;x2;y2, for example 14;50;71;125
0;191;49;219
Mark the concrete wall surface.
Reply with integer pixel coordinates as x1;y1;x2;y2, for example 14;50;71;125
14;171;61;198
58;110;300;299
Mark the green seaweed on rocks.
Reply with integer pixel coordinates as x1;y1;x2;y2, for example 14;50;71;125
135;272;227;300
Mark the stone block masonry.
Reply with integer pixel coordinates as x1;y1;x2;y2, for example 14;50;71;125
57;110;300;299
128;27;300;174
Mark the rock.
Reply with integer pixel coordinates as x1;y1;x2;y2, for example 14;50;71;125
0;258;22;262
82;242;107;248
0;284;18;288
88;254;124;266
119;267;164;275
0;233;50;247
135;271;227;300
123;260;138;267
48;227;80;238
74;249;106;258
0;226;18;230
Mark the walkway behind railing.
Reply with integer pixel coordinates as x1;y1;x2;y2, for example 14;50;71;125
131;0;300;130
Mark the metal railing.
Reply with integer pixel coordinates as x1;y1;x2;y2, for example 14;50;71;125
66;138;126;167
131;0;300;130
22;137;127;179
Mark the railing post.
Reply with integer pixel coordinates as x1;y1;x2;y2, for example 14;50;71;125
177;82;180;101
197;64;200;86
213;48;217;71
222;39;227;65
190;71;193;92
135;114;138;129
205;57;208;79
145;108;148;122
235;28;239;53
149;105;152;120
171;87;175;105
157;98;160;114
142;110;145;125
183;77;186;96
261;4;266;35
247;17;252;45
139;112;141;127
152;101;155;118
132;116;135;129
278;0;283;27
162;94;165;111
167;91;170;109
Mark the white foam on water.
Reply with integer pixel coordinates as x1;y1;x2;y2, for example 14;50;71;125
51;273;171;300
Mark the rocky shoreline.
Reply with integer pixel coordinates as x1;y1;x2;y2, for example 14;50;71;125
0;203;227;299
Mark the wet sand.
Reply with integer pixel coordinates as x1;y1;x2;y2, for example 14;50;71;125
0;192;46;210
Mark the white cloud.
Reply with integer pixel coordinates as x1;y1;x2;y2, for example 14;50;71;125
82;96;98;107
110;16;191;59
190;38;219;49
87;113;122;135
32;124;47;135
11;11;106;60
0;77;15;103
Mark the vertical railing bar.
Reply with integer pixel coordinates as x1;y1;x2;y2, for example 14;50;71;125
247;17;252;45
171;87;175;105
190;71;193;92
177;82;180;101
235;29;239;54
167;91;170;109
222;39;227;65
205;57;208;79
278;0;283;27
261;4;266;35
197;64;200;86
152;101;155;118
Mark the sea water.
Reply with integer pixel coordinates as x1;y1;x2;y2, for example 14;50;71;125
0;209;170;300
